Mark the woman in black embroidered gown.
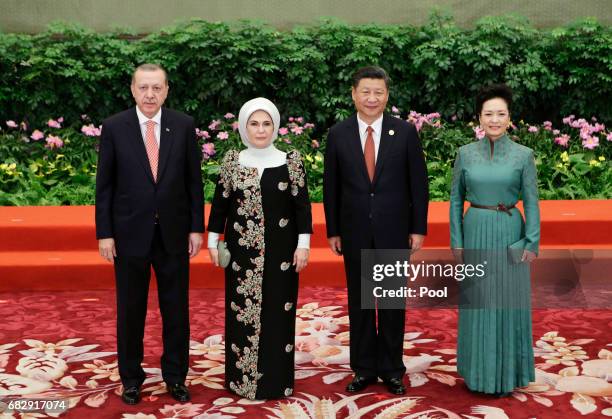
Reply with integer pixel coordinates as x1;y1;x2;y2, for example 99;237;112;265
207;97;312;400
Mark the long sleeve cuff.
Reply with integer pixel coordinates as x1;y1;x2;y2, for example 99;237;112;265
297;233;310;249
208;232;220;249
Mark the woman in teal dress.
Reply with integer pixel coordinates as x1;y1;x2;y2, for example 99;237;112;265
450;84;540;396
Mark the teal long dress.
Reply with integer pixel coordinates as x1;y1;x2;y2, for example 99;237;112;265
450;134;540;394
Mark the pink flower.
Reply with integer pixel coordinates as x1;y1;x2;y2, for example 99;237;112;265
30;130;44;141
224;112;235;119
451;115;457;121
473;126;486;139
278;127;289;136
510;123;517;130
81;114;89;120
296;117;304;124
6;120;17;128
288;117;294;122
81;124;101;137
216;131;229;140
582;136;599;150
311;140;320;148
291;126;304;135
202;143;215;159
528;126;539;133
562;115;575;125
57;117;64;123
47;119;61;128
554;134;570;147
607;132;612;142
231;121;240;131
543;121;553;131
45;135;63;149
427;112;441;119
553;129;560;135
208;119;221;131
283;138;292;144
391;106;400;114
195;128;211;139
592;123;605;133
303;123;315;129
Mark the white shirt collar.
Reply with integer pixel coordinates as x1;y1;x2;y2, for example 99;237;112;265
135;106;162;126
357;113;383;136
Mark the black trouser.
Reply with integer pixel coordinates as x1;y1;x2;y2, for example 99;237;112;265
114;225;190;388
344;252;406;380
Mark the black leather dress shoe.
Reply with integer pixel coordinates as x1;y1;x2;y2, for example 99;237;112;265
383;377;406;395
167;383;191;402
121;386;141;405
346;375;377;392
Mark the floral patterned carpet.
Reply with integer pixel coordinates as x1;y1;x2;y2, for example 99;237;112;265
0;287;610;418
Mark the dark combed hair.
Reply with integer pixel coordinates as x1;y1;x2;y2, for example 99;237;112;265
475;83;513;115
352;66;390;89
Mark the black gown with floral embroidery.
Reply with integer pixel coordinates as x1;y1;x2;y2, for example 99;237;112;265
207;149;313;400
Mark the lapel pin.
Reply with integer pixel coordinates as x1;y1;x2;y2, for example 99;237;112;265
389;130;395;136
166;128;170;132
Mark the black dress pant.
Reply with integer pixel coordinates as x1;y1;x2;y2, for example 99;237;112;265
344;252;406;380
114;225;190;387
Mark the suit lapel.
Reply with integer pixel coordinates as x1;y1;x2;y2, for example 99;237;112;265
372;114;395;185
125;108;155;184
157;109;175;183
346;114;370;184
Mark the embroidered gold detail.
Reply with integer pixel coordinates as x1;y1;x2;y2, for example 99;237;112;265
287;150;305;197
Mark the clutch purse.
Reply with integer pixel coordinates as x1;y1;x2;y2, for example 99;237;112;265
508;238;527;264
217;240;231;268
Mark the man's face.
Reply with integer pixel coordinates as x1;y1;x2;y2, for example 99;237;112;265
131;69;168;118
351;78;388;123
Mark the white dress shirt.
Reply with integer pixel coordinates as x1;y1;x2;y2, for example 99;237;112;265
357;113;383;163
135;106;162;146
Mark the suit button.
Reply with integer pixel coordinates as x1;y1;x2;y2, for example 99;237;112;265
369;213;372;219
370;193;374;197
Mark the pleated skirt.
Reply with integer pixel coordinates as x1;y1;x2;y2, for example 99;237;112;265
457;207;535;394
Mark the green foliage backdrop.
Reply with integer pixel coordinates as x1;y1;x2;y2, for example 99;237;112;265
1;15;611;130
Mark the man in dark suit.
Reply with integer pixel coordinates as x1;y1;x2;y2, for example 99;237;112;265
323;66;429;395
95;63;204;405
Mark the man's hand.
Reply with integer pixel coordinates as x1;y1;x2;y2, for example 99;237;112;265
328;236;342;256
98;238;116;262
208;248;220;267
409;234;425;253
189;233;203;258
293;248;310;272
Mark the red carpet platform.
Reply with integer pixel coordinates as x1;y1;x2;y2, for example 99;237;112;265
1;201;612;291
0;287;610;418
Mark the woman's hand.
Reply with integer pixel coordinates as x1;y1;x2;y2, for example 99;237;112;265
293;248;310;272
208;248;220;267
522;249;537;263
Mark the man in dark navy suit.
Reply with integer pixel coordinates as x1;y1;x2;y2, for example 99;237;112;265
323;66;429;395
95;63;203;405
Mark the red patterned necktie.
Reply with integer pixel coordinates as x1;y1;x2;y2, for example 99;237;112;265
144;120;159;182
364;125;375;181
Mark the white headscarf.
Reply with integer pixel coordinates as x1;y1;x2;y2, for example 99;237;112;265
237;97;286;178
238;97;281;149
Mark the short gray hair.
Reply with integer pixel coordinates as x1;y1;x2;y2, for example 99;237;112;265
131;63;168;85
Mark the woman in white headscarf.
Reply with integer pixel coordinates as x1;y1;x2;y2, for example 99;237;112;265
207;98;312;400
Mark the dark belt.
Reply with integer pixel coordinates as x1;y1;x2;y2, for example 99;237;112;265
470;202;516;216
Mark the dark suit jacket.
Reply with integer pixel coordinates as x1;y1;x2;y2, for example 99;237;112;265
323;113;428;256
95;107;204;257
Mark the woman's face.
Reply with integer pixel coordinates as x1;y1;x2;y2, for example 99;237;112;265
479;97;510;141
246;110;274;148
